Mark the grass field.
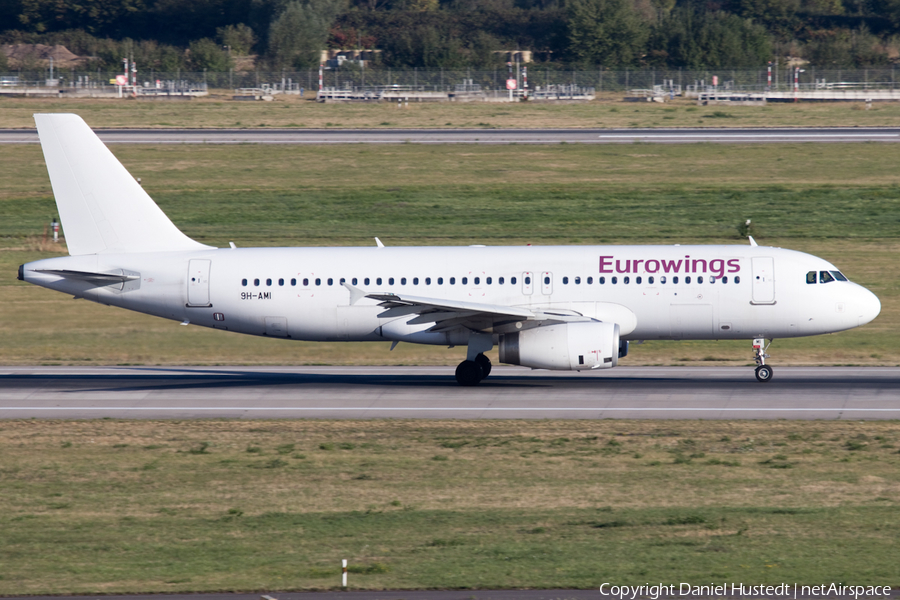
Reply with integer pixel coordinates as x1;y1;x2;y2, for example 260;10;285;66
3;94;900;130
1;142;897;367
0;419;898;594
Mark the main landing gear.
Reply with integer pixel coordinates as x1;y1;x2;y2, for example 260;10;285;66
753;337;773;382
455;353;492;386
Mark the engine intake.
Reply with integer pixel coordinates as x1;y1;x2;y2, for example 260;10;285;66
499;321;620;370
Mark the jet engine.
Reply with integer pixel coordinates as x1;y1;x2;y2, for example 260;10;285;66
498;321;620;370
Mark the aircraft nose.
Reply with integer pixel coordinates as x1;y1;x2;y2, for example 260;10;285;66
856;285;881;326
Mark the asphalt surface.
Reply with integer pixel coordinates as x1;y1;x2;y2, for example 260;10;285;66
1;366;898;420
2;127;900;144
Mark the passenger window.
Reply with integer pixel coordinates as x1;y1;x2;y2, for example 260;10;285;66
413;277;418;285
389;277;394;285
806;271;817;284
587;276;593;284
685;276;691;284
734;276;741;284
303;278;309;286
401;277;407;285
612;276;618;284
425;277;431;285
377;277;382;285
364;278;370;285
339;278;345;285
648;276;654;284
438;277;443;285
328;278;333;286
673;276;679;284
254;278;260;286
266;278;272;286
575;276;581;284
242;278;248;286
499;277;504;284
450;277;456;285
697;276;703;284
624;276;630;284
278;278;284;286
544;276;550;285
474;277;480;285
563;276;569;284
511;277;517;284
709;277;715;284
722;276;728;284
315;278;321;286
462;277;468;285
486;277;492;285
660;276;666;284
599;276;605;284
820;271;835;283
524;276;531;285
636;276;642;284
832;271;848;282
352;277;358;285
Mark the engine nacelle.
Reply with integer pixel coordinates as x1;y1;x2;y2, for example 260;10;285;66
499;321;620;370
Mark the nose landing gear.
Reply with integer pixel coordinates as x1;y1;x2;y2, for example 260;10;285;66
753;338;773;382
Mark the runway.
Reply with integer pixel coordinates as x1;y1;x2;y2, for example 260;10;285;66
1;366;898;420
2;127;900;144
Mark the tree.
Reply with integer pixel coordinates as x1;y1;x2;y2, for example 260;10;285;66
267;0;346;68
648;6;772;67
188;37;233;70
217;23;257;54
566;0;649;67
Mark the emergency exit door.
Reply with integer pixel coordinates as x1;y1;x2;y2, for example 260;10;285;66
187;259;211;307
751;257;775;304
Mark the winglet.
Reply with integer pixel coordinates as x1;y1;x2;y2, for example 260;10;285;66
375;237;385;248
342;282;367;305
748;236;758;247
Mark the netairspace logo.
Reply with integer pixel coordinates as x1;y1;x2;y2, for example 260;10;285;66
598;583;892;600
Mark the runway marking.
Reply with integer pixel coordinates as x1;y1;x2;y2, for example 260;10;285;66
599;133;900;138
2;407;899;412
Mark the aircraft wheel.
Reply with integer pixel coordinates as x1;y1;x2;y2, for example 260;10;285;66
474;353;492;379
455;360;484;386
755;365;773;383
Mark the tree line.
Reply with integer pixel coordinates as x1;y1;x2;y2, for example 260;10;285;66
0;0;898;72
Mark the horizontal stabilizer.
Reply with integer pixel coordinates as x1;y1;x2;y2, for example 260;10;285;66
34;113;213;256
34;269;139;283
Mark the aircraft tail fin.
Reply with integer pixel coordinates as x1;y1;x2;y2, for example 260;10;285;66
34;113;213;256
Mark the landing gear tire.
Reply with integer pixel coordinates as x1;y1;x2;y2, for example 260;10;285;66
755;365;773;383
474;353;492;379
455;360;484;386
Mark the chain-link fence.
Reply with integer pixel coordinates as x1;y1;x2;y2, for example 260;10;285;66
2;67;898;93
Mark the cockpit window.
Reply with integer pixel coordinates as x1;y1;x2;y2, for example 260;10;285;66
806;271;817;284
819;271;835;284
831;270;848;282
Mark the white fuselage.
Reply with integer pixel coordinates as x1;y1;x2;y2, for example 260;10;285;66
22;243;881;348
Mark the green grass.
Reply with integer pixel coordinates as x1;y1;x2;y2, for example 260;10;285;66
1;142;898;366
1;419;898;594
4;94;900;130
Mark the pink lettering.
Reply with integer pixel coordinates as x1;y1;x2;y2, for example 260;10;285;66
632;259;644;273
692;259;707;273
599;256;614;273
645;259;659;273
710;259;725;278
662;259;682;273
616;259;631;273
727;259;740;273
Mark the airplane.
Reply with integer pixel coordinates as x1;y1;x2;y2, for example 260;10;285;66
18;114;882;385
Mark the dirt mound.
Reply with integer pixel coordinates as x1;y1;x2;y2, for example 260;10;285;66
1;44;88;67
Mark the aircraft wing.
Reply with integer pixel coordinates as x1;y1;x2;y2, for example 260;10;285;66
358;287;595;334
